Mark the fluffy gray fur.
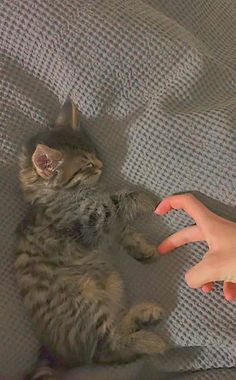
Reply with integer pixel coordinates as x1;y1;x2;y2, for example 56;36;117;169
15;99;166;378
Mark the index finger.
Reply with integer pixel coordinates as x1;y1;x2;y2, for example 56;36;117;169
155;193;212;226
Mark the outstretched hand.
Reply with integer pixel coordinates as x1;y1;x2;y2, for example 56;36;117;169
155;194;236;301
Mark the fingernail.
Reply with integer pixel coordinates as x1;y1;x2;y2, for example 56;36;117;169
157;245;165;254
154;204;162;214
225;294;234;302
201;285;211;293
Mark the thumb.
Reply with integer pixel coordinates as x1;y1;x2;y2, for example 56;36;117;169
185;252;225;288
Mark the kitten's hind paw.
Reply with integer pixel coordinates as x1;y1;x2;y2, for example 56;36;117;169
132;303;165;329
130;330;168;356
121;302;165;334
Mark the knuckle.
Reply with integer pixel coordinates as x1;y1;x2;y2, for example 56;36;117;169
184;193;195;202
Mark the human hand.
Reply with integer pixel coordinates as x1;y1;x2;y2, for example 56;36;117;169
155;194;236;301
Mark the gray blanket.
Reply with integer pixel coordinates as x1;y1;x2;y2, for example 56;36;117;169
0;1;236;379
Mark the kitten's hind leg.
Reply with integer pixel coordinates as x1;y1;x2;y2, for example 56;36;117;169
100;303;166;363
121;226;159;262
108;329;167;363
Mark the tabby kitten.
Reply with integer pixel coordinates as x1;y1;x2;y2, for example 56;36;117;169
15;99;166;377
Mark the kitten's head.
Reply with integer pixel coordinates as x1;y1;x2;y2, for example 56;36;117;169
19;99;103;203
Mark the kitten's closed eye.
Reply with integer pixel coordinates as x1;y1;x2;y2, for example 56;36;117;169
62;156;103;188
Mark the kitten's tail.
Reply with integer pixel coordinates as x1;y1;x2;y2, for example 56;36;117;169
26;346;61;380
24;359;56;380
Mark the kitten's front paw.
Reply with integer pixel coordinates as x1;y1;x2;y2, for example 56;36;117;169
134;191;159;214
127;243;159;262
124;230;159;262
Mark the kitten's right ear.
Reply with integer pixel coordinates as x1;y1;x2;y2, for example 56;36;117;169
54;98;79;130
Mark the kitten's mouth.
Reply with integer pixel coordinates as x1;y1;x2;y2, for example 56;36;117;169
94;169;102;180
83;169;102;185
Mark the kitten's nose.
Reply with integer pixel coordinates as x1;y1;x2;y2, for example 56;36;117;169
96;159;103;169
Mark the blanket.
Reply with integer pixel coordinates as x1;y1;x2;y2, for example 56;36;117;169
0;1;236;379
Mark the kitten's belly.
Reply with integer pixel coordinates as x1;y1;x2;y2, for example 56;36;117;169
15;238;124;364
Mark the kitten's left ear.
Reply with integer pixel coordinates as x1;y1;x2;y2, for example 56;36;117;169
32;144;63;179
54;98;79;130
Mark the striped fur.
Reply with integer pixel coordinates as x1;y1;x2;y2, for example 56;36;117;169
16;104;166;379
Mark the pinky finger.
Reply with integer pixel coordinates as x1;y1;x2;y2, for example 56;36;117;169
223;282;236;301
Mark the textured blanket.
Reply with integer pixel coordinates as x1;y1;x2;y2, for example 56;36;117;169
0;1;236;379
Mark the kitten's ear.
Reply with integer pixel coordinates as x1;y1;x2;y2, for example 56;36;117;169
54;98;79;130
32;144;63;179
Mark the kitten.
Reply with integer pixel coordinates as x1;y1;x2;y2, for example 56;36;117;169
15;99;166;378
